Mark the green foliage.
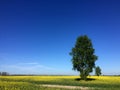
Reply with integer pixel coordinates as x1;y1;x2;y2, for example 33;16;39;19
70;35;98;80
95;66;102;76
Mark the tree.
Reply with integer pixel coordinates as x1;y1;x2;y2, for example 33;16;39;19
95;66;102;76
1;72;9;76
70;35;98;80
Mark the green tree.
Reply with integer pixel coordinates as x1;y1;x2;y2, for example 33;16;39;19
95;66;102;76
70;35;98;80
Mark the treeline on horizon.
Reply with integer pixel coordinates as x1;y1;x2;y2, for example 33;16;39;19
0;72;9;76
0;71;120;76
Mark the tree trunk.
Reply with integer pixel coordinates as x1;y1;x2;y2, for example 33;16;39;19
80;72;87;80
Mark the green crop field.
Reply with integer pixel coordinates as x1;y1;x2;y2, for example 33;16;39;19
0;76;120;90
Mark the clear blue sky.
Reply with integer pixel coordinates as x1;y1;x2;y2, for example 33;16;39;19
0;0;120;75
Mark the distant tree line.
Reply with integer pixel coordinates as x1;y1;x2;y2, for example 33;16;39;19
0;72;9;76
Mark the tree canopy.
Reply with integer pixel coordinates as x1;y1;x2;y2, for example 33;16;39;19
70;35;98;80
95;66;102;76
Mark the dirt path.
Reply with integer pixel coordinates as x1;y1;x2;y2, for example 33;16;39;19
40;84;90;90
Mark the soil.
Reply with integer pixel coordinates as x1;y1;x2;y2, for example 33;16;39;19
40;84;90;90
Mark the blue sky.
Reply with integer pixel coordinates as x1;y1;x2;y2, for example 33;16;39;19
0;0;120;75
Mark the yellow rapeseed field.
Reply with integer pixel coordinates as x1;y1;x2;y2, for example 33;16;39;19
0;76;120;90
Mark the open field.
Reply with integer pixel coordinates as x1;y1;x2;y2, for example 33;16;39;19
0;76;120;90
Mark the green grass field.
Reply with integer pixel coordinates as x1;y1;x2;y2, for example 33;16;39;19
0;76;120;90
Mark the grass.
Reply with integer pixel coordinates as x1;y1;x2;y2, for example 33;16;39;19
0;76;120;90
